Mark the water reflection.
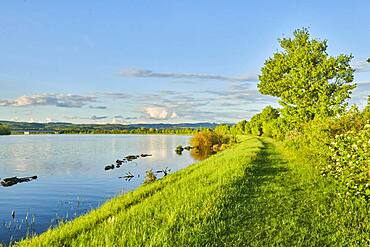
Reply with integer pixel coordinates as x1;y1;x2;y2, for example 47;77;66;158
190;148;214;161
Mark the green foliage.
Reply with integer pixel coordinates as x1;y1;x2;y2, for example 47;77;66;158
191;130;218;149
0;124;11;135
323;122;370;198
280;103;370;199
214;124;230;136
262;117;289;140
190;128;231;149
231;120;248;135
213;121;249;136
258;28;355;124
367;58;370;63
248;106;280;136
190;129;233;155
250;115;262;136
190;128;236;161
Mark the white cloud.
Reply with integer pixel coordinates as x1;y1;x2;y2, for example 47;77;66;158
0;94;97;108
120;68;258;82
45;117;56;123
90;115;108;120
89;105;107;109
352;59;370;73
111;117;126;124
65;115;108;121
144;107;178;120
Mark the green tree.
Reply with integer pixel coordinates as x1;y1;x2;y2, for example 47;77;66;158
258;28;355;125
235;120;247;134
214;124;230;135
367;58;370;63
260;105;279;120
249;106;280;136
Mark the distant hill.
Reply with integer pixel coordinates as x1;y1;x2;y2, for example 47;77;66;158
0;120;219;133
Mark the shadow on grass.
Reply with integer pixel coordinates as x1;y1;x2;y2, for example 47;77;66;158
196;139;293;246
199;139;370;247
242;140;289;190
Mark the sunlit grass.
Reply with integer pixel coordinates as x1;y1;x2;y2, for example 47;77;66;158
16;136;370;246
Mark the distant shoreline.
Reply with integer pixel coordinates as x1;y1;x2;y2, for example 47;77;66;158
7;132;194;136
0;120;221;136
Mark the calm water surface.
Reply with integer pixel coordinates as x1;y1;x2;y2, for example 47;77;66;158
0;134;194;245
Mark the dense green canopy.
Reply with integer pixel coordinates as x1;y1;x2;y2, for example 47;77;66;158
258;28;355;124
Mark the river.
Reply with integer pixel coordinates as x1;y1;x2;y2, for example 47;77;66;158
0;134;194;245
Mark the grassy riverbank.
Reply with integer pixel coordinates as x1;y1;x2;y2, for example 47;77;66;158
16;137;370;246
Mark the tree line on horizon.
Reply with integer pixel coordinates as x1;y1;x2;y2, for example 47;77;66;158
58;127;201;135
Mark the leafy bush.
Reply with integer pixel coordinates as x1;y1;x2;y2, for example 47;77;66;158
247;106;280;136
214;124;231;136
231;120;248;135
284;117;333;161
278;104;370;198
323;122;370;198
262;117;289;140
242;100;369;200
191;130;220;149
190;130;233;156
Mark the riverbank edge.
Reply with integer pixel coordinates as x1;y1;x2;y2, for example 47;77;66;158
14;136;262;246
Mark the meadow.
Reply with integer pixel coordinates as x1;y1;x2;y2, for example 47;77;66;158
14;136;370;246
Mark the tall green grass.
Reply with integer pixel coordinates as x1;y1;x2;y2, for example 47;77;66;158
16;137;370;246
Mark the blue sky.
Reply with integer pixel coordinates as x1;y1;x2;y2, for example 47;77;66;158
0;0;369;124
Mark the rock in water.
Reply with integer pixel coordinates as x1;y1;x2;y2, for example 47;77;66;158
104;164;115;171
0;176;38;187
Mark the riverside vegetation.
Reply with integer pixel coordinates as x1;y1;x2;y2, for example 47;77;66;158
11;29;370;246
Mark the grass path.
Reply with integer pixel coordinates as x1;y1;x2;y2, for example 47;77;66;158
198;138;370;246
16;137;370;246
197;139;338;246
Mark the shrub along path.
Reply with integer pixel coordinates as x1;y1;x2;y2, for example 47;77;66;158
16;137;370;246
